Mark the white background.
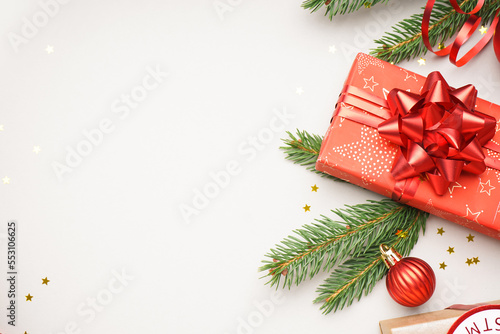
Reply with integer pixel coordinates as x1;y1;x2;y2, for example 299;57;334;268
0;1;500;333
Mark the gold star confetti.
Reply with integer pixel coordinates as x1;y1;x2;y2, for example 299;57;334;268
465;258;473;266
25;294;33;301
295;87;304;95
447;247;455;254
438;42;445;50
24;331;28;334
466;233;475;242
439;262;447;270
45;45;54;54
473;257;480;264
328;45;337;54
418;57;426;66
364;2;372;8
311;184;318;192
33;146;41;154
303;204;311;212
396;230;408;238
2;176;10;184
437;227;445;235
479;25;487;35
42;277;50;285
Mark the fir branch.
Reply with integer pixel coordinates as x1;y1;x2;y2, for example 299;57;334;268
260;200;427;291
317;248;386;313
265;129;429;314
316;208;427;314
371;0;500;63
302;0;391;19
280;130;338;180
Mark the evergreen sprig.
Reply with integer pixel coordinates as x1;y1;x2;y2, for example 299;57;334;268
260;129;429;314
260;200;424;288
280;130;338;180
302;0;391;19
316;206;426;314
371;0;500;63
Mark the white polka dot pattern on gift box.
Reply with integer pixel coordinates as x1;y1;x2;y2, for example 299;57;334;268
332;125;397;183
357;53;385;75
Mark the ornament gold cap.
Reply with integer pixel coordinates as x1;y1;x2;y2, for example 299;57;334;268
380;244;402;269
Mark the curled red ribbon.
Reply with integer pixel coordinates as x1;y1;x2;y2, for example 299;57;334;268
377;72;496;195
421;0;500;66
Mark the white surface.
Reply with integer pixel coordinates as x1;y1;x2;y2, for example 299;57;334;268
0;1;500;333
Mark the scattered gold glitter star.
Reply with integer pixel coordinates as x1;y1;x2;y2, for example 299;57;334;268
447;247;455;254
439;262;447;270
45;45;54;54
479;26;487;35
296;87;304;95
42;277;50;285
24;331;28;334
33;146;41;154
311;184;318;192
437;227;445;235
438;42;445;50
364;2;372;8
25;294;33;301
465;258;473;266
2;176;10;184
303;204;311;212
466;233;475;242
396;230;408;238
328;45;337;54
418;57;426;66
473;257;480;264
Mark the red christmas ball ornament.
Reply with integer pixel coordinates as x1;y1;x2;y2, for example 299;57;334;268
380;244;436;307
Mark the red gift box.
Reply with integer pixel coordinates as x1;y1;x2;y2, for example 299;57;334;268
316;53;500;239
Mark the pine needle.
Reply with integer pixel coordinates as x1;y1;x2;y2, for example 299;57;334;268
316;207;426;314
302;0;391;19
261;129;429;314
280;130;339;180
260;200;426;293
371;0;500;63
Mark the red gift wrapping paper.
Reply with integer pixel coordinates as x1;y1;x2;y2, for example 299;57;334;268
316;53;500;240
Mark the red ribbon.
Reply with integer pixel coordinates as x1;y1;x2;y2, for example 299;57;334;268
421;0;500;66
377;71;496;196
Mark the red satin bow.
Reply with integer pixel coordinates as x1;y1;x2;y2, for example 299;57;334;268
378;72;496;195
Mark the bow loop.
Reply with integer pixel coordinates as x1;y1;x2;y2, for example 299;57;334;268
387;90;421;116
378;117;405;147
401;113;424;143
450;84;477;109
423;131;449;159
424;79;453;108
